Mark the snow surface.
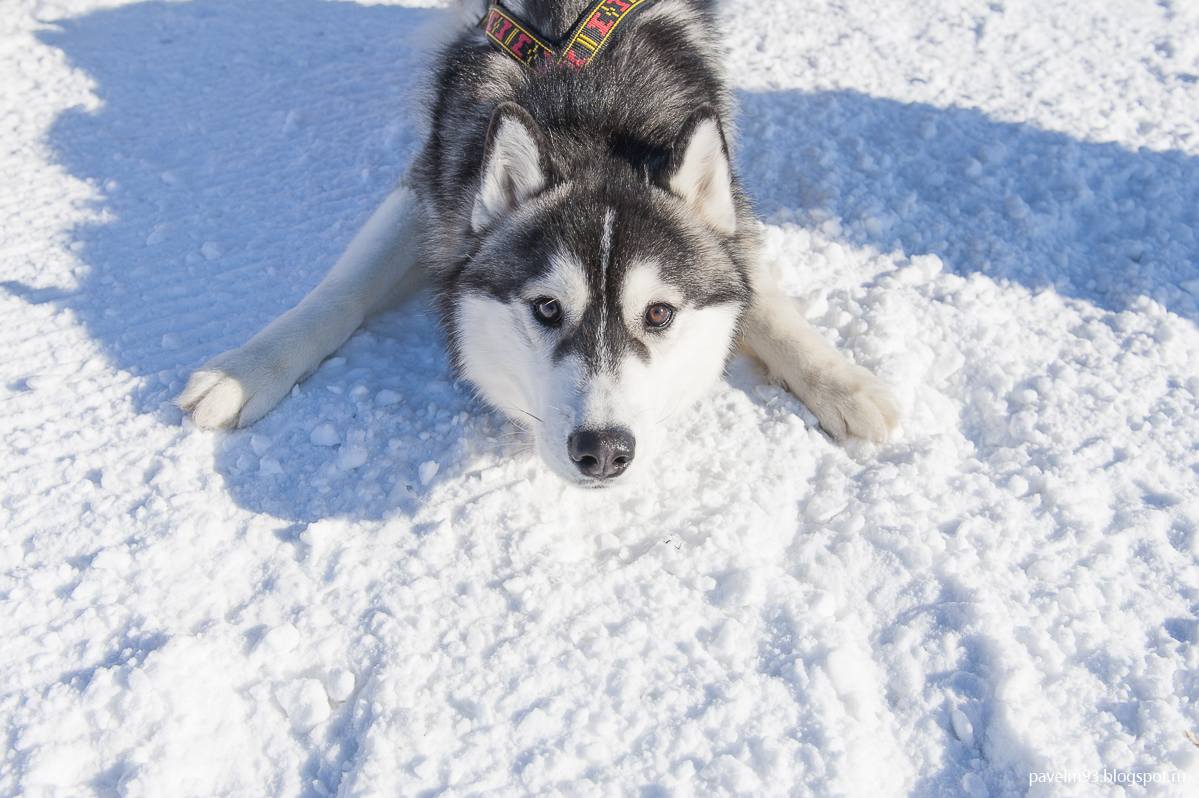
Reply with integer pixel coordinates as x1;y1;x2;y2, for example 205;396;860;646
3;0;1199;795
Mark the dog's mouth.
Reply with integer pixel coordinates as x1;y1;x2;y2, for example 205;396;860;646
575;475;624;489
571;465;635;489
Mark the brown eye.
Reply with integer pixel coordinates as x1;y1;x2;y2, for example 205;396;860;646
532;297;562;326
644;303;674;329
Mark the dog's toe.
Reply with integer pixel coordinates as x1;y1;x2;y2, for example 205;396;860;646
809;366;899;443
838;380;898;442
177;369;247;429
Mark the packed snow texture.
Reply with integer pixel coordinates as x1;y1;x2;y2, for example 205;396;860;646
2;0;1199;796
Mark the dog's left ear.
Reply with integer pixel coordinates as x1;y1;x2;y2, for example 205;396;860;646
661;105;737;235
472;102;551;232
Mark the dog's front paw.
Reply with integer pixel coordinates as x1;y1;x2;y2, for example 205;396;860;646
176;346;294;430
805;364;898;443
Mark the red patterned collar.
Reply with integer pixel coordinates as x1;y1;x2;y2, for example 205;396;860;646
480;0;658;72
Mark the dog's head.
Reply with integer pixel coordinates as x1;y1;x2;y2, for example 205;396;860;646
447;102;752;486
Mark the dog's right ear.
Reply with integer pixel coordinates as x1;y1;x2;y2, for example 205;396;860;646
471;102;551;232
660;105;737;235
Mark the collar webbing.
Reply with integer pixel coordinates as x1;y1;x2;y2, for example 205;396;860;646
480;0;657;72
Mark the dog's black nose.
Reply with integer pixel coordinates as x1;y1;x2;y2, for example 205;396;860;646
568;427;635;479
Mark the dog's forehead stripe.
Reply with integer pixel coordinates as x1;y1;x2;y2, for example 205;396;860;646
551;205;633;373
597;208;614;365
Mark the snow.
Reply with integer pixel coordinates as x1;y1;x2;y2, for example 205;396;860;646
2;0;1199;796
418;460;440;486
275;679;333;734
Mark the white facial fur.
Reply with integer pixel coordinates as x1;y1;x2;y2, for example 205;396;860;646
454;255;740;485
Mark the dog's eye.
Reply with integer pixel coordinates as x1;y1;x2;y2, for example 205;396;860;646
644;303;675;329
532;297;563;326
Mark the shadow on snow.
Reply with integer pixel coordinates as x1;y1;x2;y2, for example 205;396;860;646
738;89;1199;320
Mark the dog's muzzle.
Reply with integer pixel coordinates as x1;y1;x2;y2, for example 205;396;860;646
568;427;635;480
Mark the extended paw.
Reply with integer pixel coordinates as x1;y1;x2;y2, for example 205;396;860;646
176;346;295;430
805;364;898;442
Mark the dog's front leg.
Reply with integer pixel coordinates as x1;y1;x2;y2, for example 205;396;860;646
742;267;898;442
177;185;425;429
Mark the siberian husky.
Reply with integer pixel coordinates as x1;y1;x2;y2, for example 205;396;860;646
177;0;897;486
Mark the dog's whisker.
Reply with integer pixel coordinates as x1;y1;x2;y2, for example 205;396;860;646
480;440;536;455
482;439;534;449
655;388;687;426
500;404;543;424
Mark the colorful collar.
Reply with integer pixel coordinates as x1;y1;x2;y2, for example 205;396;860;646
480;0;657;72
